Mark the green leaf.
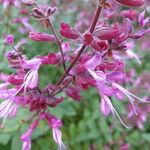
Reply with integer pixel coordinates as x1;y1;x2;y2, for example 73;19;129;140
141;133;150;142
32;125;49;140
0;133;11;145
50;100;76;118
126;131;141;146
1;108;30;133
11;133;22;150
71;130;100;144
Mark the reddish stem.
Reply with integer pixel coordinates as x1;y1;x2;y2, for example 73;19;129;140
51;0;106;94
9;43;23;59
48;20;67;72
34;3;67;72
52;78;72;96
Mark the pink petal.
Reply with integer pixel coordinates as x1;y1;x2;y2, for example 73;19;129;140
100;97;111;116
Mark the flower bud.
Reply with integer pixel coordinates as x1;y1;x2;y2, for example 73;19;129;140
83;31;93;46
5;34;15;44
8;75;23;85
60;22;80;39
121;10;138;21
95;26;120;40
29;32;56;42
33;8;45;17
46;7;57;17
65;86;81;101
6;51;22;68
114;0;144;7
91;39;108;51
40;53;60;65
106;71;126;82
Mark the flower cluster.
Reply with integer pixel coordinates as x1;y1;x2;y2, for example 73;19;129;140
0;0;150;149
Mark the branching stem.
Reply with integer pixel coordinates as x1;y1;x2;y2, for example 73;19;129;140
51;0;107;95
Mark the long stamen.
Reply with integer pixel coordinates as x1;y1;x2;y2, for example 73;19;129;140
102;95;133;128
52;128;65;150
13;70;33;97
112;82;138;114
126;50;142;64
113;82;149;103
88;70;106;82
1;100;13;127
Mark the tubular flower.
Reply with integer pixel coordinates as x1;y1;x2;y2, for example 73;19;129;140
52;128;65;150
60;22;80;39
100;95;111;117
101;94;133;128
85;55;148;127
5;34;15;44
95;26;121;40
29;32;56;42
44;113;65;150
114;0;144;7
22;141;31;150
0;83;10;90
15;58;42;95
112;82;148;104
138;10;150;27
21;120;39;150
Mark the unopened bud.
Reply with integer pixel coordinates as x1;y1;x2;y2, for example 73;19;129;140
114;0;144;7
46;7;57;17
33;8;45;17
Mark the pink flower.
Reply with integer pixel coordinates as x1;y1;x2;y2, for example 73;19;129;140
22;141;31;150
83;31;93;46
130;29;150;39
60;22;80;39
85;54;147;128
114;0;144;7
95;26;120;40
65;86;81;101
52;128;65;150
8;75;24;85
21;120;39;150
91;39;108;52
85;55;102;71
112;82;148;115
101;94;132;128
5;34;15;44
121;10;138;21
100;96;111;116
0;89;16;99
1;0;19;8
119;143;130;150
106;71;126;83
126;50;142;64
39;53;60;65
112;82;148;103
29;32;56;42
138;10;150;27
44;113;65;150
15;58;42;95
0;83;10;90
21;128;33;142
